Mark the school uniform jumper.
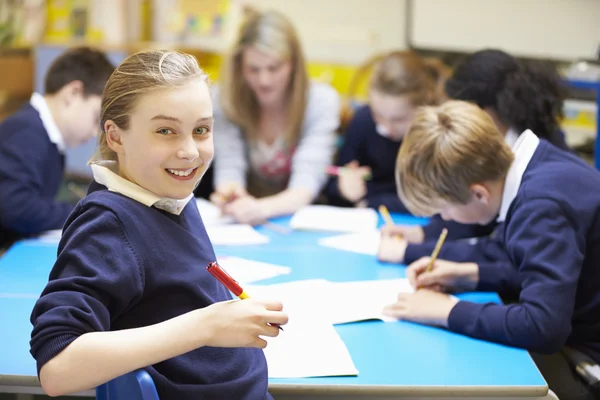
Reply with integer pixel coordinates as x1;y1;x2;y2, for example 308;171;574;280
447;131;600;366
326;105;410;213
0;97;73;247
30;165;272;400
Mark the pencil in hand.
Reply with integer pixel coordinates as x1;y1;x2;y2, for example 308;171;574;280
425;228;448;273
379;205;402;240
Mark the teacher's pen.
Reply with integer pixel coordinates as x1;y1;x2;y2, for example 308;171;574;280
206;261;283;330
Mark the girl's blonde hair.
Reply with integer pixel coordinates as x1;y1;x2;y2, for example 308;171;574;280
350;50;449;107
219;9;308;144
90;49;208;163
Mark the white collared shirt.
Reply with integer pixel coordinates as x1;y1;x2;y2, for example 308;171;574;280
504;127;520;148
497;129;540;222
91;161;193;215
29;92;66;153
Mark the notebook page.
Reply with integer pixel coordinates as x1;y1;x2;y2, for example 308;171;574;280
205;224;269;245
290;205;378;233
263;313;359;378
318;231;380;255
216;256;291;284
323;279;414;324
247;279;413;325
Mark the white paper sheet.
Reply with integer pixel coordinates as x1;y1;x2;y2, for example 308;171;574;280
195;198;234;226
37;229;63;243
216;256;291;284
289;205;378;233
205;224;270;245
323;279;414;324
318;231;381;255
263;313;359;378
247;279;414;325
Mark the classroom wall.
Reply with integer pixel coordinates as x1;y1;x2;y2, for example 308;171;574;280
410;0;600;61
231;0;408;65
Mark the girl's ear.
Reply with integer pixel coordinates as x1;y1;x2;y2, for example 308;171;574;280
104;120;124;155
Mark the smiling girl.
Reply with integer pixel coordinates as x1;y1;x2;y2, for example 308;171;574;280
30;49;287;399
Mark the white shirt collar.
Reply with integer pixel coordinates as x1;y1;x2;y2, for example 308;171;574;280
91;161;193;215
497;129;540;222
29;92;66;153
504;127;520;148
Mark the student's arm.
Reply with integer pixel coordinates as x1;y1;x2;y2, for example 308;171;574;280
447;198;582;353
262;84;340;217
212;90;248;192
325;105;369;206
31;206;284;397
421;215;497;242
0;130;74;234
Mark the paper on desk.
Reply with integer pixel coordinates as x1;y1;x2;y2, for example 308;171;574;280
205;224;270;245
195;198;234;226
324;279;414;324
37;229;63;243
289;205;378;233
318;231;380;255
216;256;291;284
262;312;359;378
247;278;413;325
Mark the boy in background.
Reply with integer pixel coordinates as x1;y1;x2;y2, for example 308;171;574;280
0;47;114;248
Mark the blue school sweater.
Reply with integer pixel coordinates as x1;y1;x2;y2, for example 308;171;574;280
0;104;73;247
326;105;410;213
447;140;600;363
30;181;272;400
412;135;572;247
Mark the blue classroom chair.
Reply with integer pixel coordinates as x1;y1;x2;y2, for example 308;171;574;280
96;369;159;400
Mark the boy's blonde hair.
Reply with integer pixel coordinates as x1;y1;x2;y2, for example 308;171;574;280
396;100;514;216
90;49;208;162
219;9;308;144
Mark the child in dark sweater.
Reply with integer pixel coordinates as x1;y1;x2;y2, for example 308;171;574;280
30;50;287;399
326;51;448;213
382;101;600;399
383;49;572;255
0;47;114;248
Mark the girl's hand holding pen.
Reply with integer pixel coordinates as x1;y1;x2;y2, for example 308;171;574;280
200;299;288;349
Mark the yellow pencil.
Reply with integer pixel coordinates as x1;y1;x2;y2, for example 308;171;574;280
378;205;394;227
425;228;448;273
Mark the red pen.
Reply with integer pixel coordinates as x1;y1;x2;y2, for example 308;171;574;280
206;261;283;330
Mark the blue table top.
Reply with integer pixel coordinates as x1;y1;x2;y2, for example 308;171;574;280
0;213;547;395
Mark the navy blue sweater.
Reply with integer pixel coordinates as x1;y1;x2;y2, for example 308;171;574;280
326;105;410;213
448;141;600;363
30;181;272;400
0;104;73;247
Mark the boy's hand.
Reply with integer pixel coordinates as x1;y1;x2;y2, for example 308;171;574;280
210;183;247;207
406;257;479;292
382;289;459;328
381;224;425;244
200;299;288;349
223;196;268;225
337;160;371;203
377;235;408;263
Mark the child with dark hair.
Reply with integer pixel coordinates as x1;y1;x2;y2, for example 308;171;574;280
381;49;572;268
0;46;114;248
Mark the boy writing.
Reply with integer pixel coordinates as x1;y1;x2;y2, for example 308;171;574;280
383;100;600;399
